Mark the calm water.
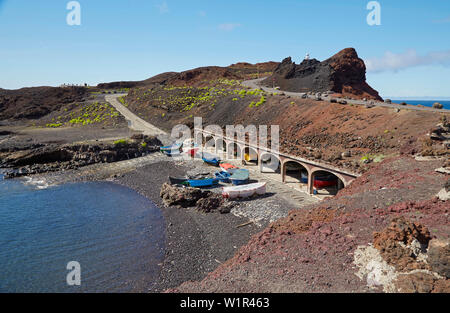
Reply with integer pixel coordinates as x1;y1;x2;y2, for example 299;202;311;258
0;174;165;292
392;100;450;110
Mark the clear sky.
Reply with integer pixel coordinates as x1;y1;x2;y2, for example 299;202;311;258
1;0;449;98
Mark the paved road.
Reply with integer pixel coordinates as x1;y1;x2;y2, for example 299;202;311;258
105;94;169;141
242;78;449;113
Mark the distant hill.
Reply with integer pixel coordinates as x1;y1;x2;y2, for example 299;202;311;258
0;86;86;120
96;61;279;89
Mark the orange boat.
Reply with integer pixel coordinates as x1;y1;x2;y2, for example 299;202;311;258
219;163;238;172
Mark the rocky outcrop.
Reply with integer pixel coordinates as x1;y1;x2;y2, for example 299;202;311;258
373;217;431;272
1;135;161;178
354;216;449;293
160;183;233;213
263;48;382;100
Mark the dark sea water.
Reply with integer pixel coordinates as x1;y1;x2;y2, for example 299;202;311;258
392;100;450;110
0;175;165;293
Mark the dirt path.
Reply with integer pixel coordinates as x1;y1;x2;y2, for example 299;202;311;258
105;94;169;140
242;78;449;113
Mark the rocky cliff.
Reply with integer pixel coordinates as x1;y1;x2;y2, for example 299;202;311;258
263;48;382;100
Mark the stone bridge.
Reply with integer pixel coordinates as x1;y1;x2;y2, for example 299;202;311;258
195;128;360;195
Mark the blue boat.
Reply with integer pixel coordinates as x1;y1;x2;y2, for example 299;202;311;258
162;149;183;157
300;171;308;184
186;178;219;188
230;169;249;185
214;171;231;183
202;152;221;166
160;143;182;154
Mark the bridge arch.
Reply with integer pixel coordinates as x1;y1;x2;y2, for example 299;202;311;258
203;134;216;150
226;142;242;160
309;169;345;196
281;160;310;185
243;146;259;166
215;138;227;154
260;152;281;173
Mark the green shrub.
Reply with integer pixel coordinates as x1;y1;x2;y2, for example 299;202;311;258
114;139;128;146
46;123;62;128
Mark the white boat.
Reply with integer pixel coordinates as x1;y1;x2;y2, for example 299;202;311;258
222;182;266;199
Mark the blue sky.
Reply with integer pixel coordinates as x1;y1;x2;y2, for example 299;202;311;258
0;0;449;98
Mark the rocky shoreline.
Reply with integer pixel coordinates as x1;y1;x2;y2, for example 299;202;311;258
0;134;161;178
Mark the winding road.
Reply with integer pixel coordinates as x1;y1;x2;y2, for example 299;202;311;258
242;78;449;113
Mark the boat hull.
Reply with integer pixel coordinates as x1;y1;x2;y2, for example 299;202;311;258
186;178;219;188
222;182;266;199
214;171;231;183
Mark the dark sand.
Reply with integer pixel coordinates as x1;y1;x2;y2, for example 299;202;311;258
116;161;262;292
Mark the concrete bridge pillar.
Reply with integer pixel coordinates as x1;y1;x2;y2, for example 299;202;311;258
308;171;314;195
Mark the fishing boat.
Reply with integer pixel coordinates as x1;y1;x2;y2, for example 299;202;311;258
202;152;221;166
184;147;199;157
222;182;266;199
182;139;199;157
313;174;337;188
214;171;231;183
229;169;249;185
162;149;183;157
186;178;219;188
219;163;238;172
301;171;308;184
160;142;182;155
169;176;188;185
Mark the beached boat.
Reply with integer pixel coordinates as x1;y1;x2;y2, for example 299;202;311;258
160;143;182;156
214;171;231;183
161;149;183;157
229;169;249;185
160;142;181;152
186;178;219;188
219;163;238;172
182;139;199;156
314;174;337;188
184;147;199;157
169;176;188;185
202;152;221;166
301;171;308;184
222;182;266;199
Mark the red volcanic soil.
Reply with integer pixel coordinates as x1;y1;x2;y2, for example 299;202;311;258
169;156;449;293
125;83;448;173
97;61;279;89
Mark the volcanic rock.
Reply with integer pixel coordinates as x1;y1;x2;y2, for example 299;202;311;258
373;217;431;271
263;48;382;100
394;272;449;293
160;183;211;208
427;239;450;278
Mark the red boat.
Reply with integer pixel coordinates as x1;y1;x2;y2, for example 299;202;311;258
184;148;199;157
313;174;337;188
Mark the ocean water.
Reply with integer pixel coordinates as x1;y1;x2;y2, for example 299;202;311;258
0;175;165;293
392;100;450;110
